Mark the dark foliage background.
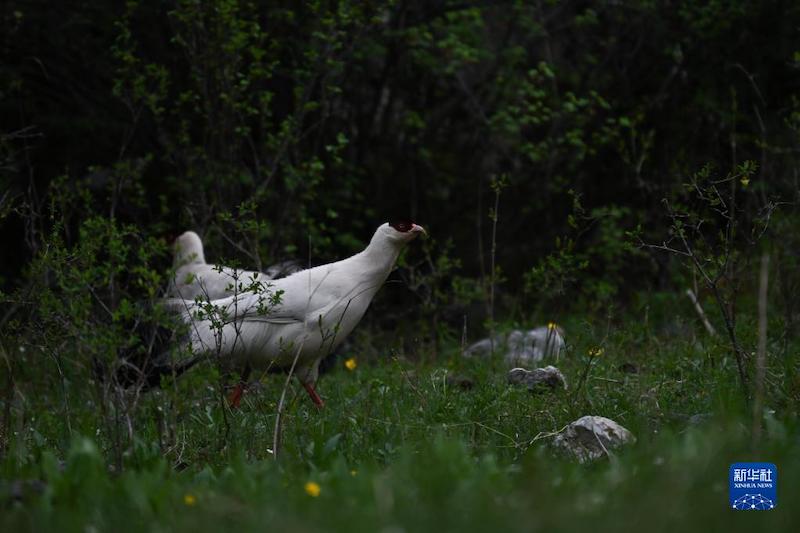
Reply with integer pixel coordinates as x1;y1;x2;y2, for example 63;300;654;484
2;0;800;332
3;6;800;527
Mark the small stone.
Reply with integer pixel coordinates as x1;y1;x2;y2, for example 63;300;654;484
446;374;475;390
507;366;567;392
7;479;47;503
462;337;502;358
553;415;636;463
618;362;639;374
399;369;417;381
687;413;712;426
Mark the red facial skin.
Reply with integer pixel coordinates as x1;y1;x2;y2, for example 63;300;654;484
390;220;427;236
390;220;415;232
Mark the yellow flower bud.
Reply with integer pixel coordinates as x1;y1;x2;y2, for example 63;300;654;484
304;481;321;497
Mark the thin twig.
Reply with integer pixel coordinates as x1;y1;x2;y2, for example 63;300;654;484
392;356;427;406
488;178;504;356
685;288;718;337
752;253;769;449
272;336;307;459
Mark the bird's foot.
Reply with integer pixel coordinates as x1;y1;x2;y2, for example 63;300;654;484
302;382;325;408
228;382;246;408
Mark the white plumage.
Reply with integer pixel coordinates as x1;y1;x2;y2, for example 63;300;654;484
169;222;426;405
168;231;281;301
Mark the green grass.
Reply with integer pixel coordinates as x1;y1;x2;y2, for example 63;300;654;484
2;315;799;532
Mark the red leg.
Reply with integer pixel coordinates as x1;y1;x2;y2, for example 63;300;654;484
302;382;325;408
227;365;252;408
228;382;245;408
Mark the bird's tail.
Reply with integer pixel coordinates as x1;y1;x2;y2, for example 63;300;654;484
93;304;200;390
173;231;206;267
108;352;202;390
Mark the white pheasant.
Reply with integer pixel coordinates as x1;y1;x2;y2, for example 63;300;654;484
168;221;426;407
168;231;301;301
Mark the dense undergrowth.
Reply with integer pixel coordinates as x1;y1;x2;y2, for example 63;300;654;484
2;305;798;532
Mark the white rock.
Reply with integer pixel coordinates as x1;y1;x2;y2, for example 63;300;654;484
505;326;565;366
462;337;499;358
463;326;565;367
553;415;636;463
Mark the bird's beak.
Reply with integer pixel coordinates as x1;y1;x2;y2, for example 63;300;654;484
411;224;428;238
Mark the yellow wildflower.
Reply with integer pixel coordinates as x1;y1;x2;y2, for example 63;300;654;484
304;481;321;497
740;176;750;187
547;322;557;331
344;357;357;371
588;347;604;358
183;494;197;506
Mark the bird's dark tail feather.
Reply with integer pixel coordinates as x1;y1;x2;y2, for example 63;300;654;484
110;352;202;390
93;304;199;391
264;259;306;279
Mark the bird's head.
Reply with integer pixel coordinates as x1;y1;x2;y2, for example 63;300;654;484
378;219;427;245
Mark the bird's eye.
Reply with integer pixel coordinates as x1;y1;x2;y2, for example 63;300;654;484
390;220;414;232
